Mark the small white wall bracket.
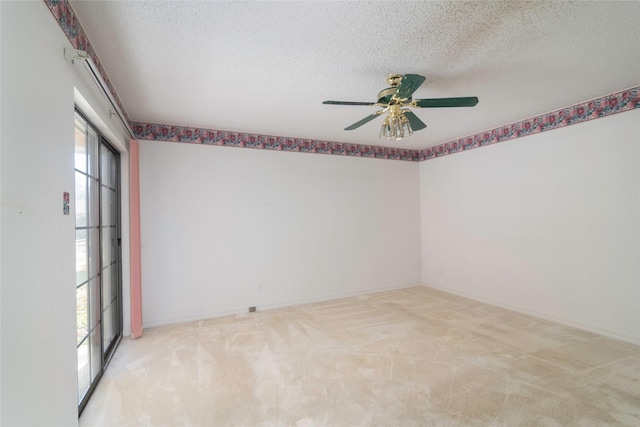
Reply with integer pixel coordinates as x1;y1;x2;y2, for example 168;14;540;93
64;47;89;64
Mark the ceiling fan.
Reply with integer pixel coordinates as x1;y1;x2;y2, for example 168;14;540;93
323;74;479;140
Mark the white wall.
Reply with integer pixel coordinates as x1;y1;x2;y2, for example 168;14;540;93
419;109;640;343
1;2;130;425
139;141;422;326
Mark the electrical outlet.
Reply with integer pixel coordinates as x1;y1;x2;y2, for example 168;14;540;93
249;306;256;313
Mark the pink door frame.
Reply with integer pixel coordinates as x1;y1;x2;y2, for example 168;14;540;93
129;139;143;338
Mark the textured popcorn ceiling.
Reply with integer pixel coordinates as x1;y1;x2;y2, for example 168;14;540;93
69;1;640;150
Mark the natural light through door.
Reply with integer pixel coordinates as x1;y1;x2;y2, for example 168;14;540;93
74;111;122;413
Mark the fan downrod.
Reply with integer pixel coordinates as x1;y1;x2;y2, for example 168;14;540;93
378;74;407;105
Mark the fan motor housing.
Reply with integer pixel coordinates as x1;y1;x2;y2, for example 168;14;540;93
378;87;409;105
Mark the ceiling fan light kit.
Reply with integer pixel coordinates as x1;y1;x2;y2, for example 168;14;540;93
323;74;479;141
379;105;412;140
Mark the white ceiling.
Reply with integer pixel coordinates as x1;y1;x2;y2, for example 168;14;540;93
69;1;640;150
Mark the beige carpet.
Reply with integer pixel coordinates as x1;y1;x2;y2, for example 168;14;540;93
80;286;640;426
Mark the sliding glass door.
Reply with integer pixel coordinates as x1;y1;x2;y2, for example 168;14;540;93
74;110;122;413
100;137;121;357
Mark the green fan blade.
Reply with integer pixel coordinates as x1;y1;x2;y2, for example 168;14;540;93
344;110;384;130
413;97;479;108
323;100;376;106
403;111;427;131
396;74;426;99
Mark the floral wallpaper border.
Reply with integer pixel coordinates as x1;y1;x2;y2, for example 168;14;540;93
131;123;420;161
45;0;131;123
46;0;639;163
419;87;640;161
132;86;639;162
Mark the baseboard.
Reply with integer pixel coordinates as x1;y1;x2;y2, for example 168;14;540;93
142;282;420;329
421;283;640;346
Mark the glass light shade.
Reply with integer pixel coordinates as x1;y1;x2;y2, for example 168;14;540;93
379;113;412;140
